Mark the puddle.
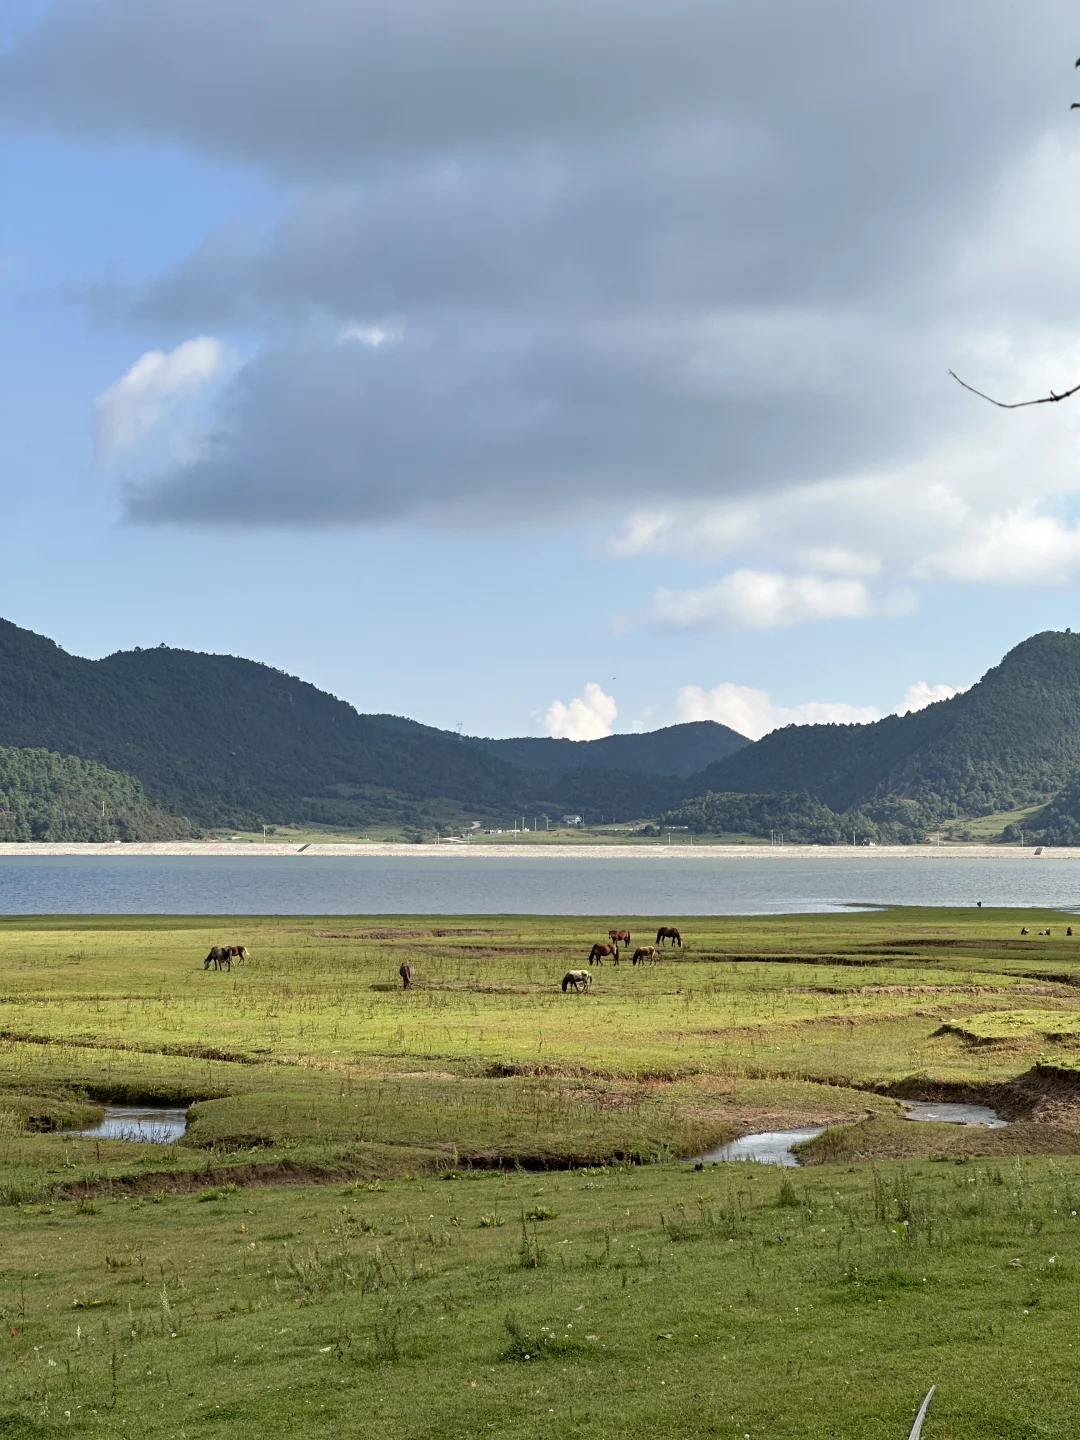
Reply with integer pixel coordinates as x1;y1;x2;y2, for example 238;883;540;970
70;1105;188;1143
695;1127;827;1166
902;1100;1008;1128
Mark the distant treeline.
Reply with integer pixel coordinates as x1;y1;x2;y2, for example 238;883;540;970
667;791;928;846
0;746;192;842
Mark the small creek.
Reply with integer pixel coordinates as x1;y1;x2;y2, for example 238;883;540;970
696;1100;1008;1167
70;1105;188;1143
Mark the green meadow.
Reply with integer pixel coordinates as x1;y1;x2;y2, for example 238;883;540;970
6;907;1080;1437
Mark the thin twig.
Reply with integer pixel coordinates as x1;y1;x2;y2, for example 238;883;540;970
949;370;1080;408
908;1385;935;1440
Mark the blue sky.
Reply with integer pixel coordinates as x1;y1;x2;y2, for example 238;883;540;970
3;0;1080;741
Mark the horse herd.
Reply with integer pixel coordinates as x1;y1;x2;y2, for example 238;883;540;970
202;925;682;995
563;925;683;993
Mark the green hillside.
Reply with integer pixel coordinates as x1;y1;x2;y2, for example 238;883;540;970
0;619;682;829
0;744;191;841
463;720;748;777
690;631;1080;828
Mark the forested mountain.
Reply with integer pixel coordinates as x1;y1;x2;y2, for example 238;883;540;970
462;721;747;777
0;619;684;827
689;632;1080;827
5;617;1080;839
0;746;191;841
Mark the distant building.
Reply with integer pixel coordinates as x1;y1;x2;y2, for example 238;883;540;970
561;814;583;826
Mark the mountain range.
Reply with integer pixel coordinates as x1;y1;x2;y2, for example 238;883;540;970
1;616;1079;842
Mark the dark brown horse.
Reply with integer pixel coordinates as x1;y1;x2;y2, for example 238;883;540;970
608;928;631;948
588;942;618;966
224;945;248;964
399;961;415;989
655;926;682;948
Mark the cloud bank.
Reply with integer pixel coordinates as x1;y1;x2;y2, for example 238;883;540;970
544;683;617;741
679;678;965;741
2;0;1077;561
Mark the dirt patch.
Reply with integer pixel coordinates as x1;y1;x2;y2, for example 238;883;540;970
308;928;498;940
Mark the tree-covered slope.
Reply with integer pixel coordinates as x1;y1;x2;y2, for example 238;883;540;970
688;631;1080;822
0;745;191;841
463;720;748;777
0;619;685;828
0;621;534;827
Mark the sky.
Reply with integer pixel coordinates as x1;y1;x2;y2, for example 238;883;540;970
3;1;1080;741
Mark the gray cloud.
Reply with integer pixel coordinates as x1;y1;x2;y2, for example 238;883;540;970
4;0;1079;527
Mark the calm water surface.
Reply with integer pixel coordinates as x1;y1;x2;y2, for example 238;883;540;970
0;853;1079;915
72;1105;188;1143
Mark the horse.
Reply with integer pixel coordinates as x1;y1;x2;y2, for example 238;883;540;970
1020;927;1030;936
399;961;415;990
1040;928;1052;937
224;945;248;964
588;942;618;966
631;946;656;966
562;970;593;993
608;928;631;948
655;926;682;948
1068;928;1074;937
203;946;232;972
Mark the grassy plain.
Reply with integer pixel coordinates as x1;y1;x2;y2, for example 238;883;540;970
7;907;1080;1436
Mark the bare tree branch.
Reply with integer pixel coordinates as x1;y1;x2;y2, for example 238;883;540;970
948;371;1080;409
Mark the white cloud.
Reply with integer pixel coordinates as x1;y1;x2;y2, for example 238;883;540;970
898;680;965;713
544;682;617;741
339;322;402;348
650;569;873;632
677;683;880;741
917;508;1080;586
678;674;967;739
94;336;232;465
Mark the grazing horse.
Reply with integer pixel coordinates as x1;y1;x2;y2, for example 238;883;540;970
562;970;593;993
588;942;618;966
608;928;631;949
1040;928;1052;937
1020;927;1030;935
399;961;415;990
631;946;656;966
1069;928;1074;937
225;945;248;964
203;946;232;972
655;925;682;948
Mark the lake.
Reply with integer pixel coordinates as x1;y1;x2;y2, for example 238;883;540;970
0;852;1079;914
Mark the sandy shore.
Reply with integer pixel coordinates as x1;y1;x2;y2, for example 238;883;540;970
0;841;1075;860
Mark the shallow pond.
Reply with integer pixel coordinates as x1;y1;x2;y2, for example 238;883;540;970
902;1100;1008;1127
71;1105;187;1143
695;1100;1009;1166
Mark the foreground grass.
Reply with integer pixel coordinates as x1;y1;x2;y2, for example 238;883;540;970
5;1157;1080;1438
6;908;1080;1434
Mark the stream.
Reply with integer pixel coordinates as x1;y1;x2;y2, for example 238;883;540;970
696;1100;1008;1166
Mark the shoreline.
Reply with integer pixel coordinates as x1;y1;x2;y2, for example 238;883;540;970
0;841;1074;860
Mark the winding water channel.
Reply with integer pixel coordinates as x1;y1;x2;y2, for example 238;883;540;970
697;1101;1009;1166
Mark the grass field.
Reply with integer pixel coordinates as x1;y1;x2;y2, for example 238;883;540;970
7;906;1080;1436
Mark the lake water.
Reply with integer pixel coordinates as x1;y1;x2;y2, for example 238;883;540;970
71;1105;188;1143
0;852;1079;915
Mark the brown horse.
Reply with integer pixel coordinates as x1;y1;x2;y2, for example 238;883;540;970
631;946;656;965
588;942;618;966
225;945;248;964
608;928;631;948
655;926;682;948
399;961;415;989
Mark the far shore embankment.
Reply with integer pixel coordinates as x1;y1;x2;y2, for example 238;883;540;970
0;841;1075;860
